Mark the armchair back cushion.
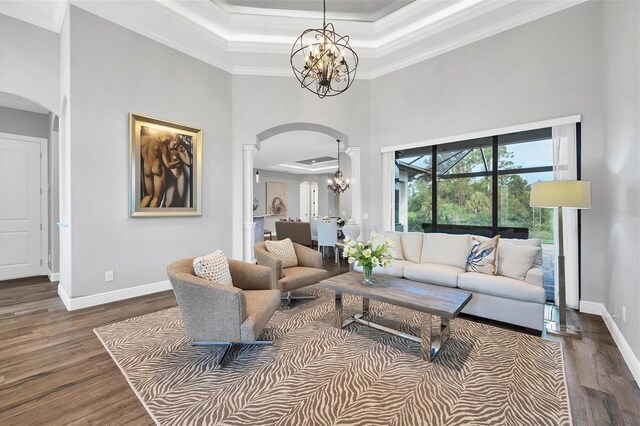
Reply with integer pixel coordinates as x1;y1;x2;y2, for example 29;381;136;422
421;233;470;269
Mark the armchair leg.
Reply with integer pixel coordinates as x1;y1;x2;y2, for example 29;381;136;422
192;341;273;369
281;291;317;309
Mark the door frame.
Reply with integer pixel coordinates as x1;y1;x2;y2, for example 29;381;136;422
0;132;48;278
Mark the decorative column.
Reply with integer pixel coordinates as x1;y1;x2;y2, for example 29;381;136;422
346;146;362;237
243;144;257;262
381;151;395;231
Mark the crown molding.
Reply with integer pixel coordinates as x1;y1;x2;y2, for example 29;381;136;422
5;0;587;81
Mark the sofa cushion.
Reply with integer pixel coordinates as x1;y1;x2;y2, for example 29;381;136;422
265;238;298;268
192;250;233;285
421;233;470;269
403;263;465;288
400;232;424;263
500;237;543;266
458;272;546;304
498;243;541;281
373;231;404;260
355;259;415;278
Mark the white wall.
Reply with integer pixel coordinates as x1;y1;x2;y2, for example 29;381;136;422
0;14;59;114
66;7;233;298
602;0;640;361
231;75;371;259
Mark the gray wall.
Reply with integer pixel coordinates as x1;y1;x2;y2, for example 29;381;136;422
67;7;232;297
369;1;639;359
602;1;640;360
0;14;59;113
0;106;49;138
370;2;606;302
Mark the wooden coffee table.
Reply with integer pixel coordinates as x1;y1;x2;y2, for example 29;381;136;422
319;272;472;362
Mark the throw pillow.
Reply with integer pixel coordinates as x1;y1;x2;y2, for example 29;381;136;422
265;238;299;268
193;250;233;285
421;233;471;270
466;235;499;275
500;237;543;266
497;243;541;281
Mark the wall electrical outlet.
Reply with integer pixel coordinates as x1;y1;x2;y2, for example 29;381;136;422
622;306;626;323
105;271;114;282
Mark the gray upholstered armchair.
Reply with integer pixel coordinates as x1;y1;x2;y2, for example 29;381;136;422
254;241;329;307
166;257;280;368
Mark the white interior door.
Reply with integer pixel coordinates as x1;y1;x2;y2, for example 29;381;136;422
0;135;43;280
300;182;310;221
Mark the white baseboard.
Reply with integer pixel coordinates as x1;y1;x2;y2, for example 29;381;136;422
57;280;172;311
580;301;640;386
47;269;60;282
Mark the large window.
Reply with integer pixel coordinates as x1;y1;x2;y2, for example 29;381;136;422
395;128;558;301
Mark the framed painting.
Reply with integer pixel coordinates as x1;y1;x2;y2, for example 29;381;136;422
266;182;288;216
130;113;202;217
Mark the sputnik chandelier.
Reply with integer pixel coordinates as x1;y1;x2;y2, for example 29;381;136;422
328;139;349;195
290;0;359;98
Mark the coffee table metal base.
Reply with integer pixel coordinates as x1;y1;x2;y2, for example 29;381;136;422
334;295;451;362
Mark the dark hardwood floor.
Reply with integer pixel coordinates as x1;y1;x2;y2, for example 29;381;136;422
1;260;638;425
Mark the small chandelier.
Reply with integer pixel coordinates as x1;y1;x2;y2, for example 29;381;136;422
328;139;349;195
290;0;359;98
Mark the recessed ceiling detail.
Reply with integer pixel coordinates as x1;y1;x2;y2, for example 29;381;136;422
296;156;336;165
215;0;414;23
3;0;587;79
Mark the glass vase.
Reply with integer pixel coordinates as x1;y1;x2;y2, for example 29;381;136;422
362;264;373;285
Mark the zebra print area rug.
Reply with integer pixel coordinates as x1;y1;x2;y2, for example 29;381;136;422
94;288;571;425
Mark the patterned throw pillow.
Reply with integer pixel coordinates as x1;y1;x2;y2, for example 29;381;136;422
265;238;299;268
193;250;233;285
466;236;499;275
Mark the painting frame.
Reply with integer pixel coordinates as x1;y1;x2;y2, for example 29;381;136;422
129;113;202;217
266;182;288;216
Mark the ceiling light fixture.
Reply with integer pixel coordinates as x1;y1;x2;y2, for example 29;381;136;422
327;139;349;195
290;0;359;98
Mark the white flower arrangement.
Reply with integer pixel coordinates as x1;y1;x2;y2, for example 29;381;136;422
343;232;394;275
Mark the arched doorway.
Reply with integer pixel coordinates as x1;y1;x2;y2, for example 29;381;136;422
243;123;362;261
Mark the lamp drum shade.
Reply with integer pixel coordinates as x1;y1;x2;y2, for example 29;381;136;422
530;181;591;209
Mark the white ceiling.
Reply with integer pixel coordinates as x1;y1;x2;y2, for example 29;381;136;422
216;0;414;22
1;0;586;79
0;92;50;114
258;131;342;174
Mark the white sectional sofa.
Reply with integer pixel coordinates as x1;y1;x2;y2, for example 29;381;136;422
354;231;546;331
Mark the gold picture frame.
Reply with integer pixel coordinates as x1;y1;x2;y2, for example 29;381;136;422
129;113;202;217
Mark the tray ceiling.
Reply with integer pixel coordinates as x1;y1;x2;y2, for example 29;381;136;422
1;0;587;79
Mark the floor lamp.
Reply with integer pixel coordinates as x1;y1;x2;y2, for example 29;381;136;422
530;180;591;338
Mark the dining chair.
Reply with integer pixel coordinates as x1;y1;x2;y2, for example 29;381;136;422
317;219;338;263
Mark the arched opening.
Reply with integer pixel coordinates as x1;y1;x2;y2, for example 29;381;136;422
243;122;361;261
0;92;58;283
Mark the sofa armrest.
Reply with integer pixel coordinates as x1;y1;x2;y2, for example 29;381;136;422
228;259;276;291
255;249;284;282
525;267;544;287
168;271;245;341
293;243;323;269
